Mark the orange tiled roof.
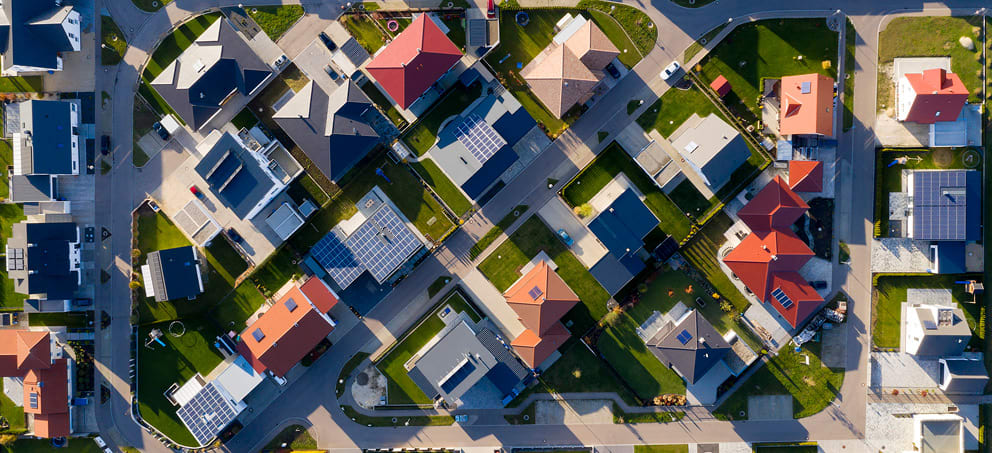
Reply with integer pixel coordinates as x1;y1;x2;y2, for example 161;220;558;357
737;176;809;231
510;323;571;369
779;73;834;136
504;260;579;335
0;330;51;377
788;160;823;192
902;68;968;124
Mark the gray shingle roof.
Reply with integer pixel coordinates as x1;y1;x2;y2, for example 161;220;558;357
646;310;731;384
146;246;203;302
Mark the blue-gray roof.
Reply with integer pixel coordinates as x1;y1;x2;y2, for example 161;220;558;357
911;170;981;241
22;100;75;174
10;222;79;299
0;2;76;72
147;246;202;302
646;311;731;384
194;133;276;219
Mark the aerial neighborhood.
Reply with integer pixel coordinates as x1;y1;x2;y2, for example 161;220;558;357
0;0;989;452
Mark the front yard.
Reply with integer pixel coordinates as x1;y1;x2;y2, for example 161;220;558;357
714;341;843;420
376;291;482;405
478;216;610;334
697;19;839;122
410;158;473;217
561;142;692;241
403;82;483;156
527;339;639;405
872;274;983;350
101;15;127;65
636;83;721;139
247;5;306;41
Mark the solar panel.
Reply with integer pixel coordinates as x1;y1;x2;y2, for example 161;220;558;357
800;81;811;94
284;298;298;312
252;328;265;342
912;171;970;240
455;114;507;164
176;382;241;446
676;329;692;345
528;286;543;300
29;392;37;409
311;203;422;289
771;288;794;309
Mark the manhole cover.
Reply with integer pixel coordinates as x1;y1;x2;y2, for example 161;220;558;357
356;372;369;385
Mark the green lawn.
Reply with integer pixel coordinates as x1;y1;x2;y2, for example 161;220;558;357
377;291;482;405
878;16;984;104
0;141;27;309
404;82;483;156
668;180;713;218
0;378;26;434
287;173;330;206
679;212;749;311
842;19;855;132
28;312;93;328
360;81;407;128
130;0;173;12
442;17;466;49
634;446;688;453
342;14;387;54
529;339;638;405
137;319;224;446
337;352;371;397
477;216;609;333
596;313;686;401
248;5;305;41
469;205;528;260
715;342;843;420
561;142;692;241
231;108;259;131
204;239;249;284
585;9;641;68
211;282;268;332
0;76;42;93
698;19;838;121
411;159;472;217
874;149;981;237
143;13;221;80
684;24;727;62
261;424;316;452
636;83;720;139
101;15;127;65
4;438;102;453
872;274;982;349
578;0;657;56
135;210;191;257
250;246;301;297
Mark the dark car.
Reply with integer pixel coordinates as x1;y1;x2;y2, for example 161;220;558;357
73;298;93;307
319;32;337;52
100;135;110;155
226;228;243;243
809;280;828;290
605;62;621;79
151;122;171;141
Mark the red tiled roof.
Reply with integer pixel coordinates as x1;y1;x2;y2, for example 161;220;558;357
779;73;834;136
504;260;579;336
510;323;571;369
902;68;968;124
237;280;337;377
0;330;51;377
788;160;823;192
723;230;815;304
737;176;809;231
710;75;731;97
366;14;462;109
768;271;823;327
24;359;70;439
300;277;339;313
33;412;70;439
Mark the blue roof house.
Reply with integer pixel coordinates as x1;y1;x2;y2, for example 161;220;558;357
0;0;81;75
587;189;660;294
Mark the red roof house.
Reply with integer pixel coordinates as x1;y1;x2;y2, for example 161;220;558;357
723;177;823;327
788;160;823;193
0;331;70;438
737;176;809;232
710;75;731;97
237;277;339;377
504;261;579;368
365;14;462;109
779;73;834;137
897;68;968;124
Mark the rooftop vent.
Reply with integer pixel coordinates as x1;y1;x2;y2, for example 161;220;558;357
938;308;953;326
800;81;811;94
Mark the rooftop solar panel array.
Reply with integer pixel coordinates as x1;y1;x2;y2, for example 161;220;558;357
176;382;240;446
771;288;794;309
455;113;506;164
311;203;422;289
676;329;692;345
912;171;971;241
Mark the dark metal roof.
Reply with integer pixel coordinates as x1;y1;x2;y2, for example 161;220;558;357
9;222;78;299
20;100;76;175
911;170;981;241
942;358;989;394
646;310;731;384
146;246;202;302
193;132;276;219
0;2;76;71
9;175;53;202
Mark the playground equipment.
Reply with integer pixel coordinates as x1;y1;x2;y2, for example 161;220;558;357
887;155;923;167
144;329;166;349
168;320;186;337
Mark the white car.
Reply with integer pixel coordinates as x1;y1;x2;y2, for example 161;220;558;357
661;61;681;80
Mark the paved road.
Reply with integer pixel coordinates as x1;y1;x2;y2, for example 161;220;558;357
92;0;988;451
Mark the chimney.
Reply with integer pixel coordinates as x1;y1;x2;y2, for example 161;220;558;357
761;245;769;252
770;255;779;261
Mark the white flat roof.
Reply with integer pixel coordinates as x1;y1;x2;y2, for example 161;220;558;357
214;356;265;402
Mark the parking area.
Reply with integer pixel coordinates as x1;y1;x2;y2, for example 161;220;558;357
537;198;607;269
747;394;793;420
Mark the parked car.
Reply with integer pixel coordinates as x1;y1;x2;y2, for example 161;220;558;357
100;135;110;155
274;55;288;67
189;185;204;199
325;65;339;80
226;228;243;243
73;298;93;307
660;61;681;80
151;121;171;141
605;62;621;79
556;229;574;247
823;308;845;323
809;280;828;290
319;32;337;52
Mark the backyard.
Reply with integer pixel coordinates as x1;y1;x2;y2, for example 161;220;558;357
0;139;27;309
525;339;639;405
341;13;388;54
697;19;839;122
873;148;982;237
247;5;306;41
876;16;985;109
403;82;483;156
678;212;750;312
376;291;482;405
715;341;843;420
0;379;26;435
477;216;609;334
561;142;692;241
596;312;686;401
872;274;983;349
360;81;407;128
410;159;473;217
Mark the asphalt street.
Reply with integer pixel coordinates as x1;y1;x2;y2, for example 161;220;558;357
90;0;990;451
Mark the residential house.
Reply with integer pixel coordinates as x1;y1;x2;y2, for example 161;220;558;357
0;330;71;438
521;16;619;118
723;176;823;328
142;246;204;302
778;73;834;137
938;357;989;394
788;160;823;193
236;277;338;377
0;0;81;75
194;131;293;221
150;19;273;131
6;100;81;204
904;304;970;357
897;68;968;124
669;113;751;191
273;80;380;182
5;221;80;301
644;310;731;384
366;14;462;110
504;260;578;369
586;188;659;294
